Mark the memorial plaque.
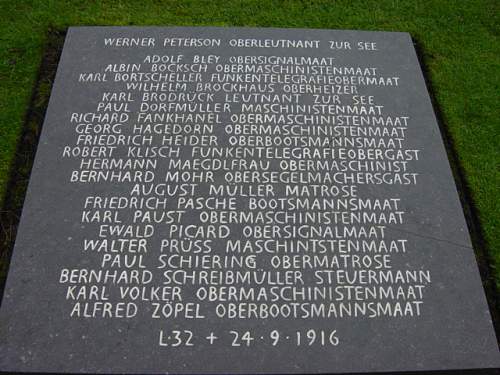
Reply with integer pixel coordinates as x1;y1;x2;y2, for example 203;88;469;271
0;26;498;374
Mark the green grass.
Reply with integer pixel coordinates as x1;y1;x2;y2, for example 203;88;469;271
0;0;499;287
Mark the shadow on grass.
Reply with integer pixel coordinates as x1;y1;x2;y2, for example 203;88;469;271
0;28;497;375
0;28;65;299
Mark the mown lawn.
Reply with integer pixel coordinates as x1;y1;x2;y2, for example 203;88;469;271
0;0;499;288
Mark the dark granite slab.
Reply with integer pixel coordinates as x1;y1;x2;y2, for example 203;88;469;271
0;26;498;374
